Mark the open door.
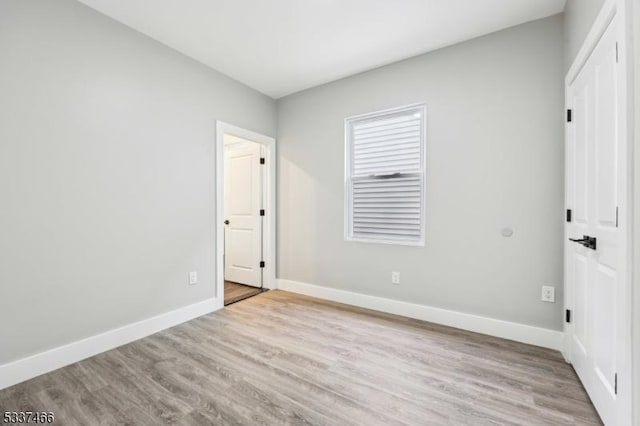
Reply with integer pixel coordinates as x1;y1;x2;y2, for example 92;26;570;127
565;11;629;426
223;140;263;288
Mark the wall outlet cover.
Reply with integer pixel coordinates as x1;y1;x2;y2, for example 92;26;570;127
391;271;400;285
189;271;198;285
541;285;555;303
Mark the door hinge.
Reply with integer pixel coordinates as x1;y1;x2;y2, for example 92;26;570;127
260;157;265;165
567;109;572;123
259;209;265;216
614;373;618;394
259;261;265;268
566;209;572;223
615;206;619;227
615;42;619;63
565;309;571;323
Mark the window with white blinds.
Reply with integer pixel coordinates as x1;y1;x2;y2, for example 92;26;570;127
345;104;426;245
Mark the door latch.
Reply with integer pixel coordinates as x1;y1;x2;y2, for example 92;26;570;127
569;235;596;250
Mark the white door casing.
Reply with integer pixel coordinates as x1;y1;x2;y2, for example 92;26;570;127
224;141;263;287
565;7;630;425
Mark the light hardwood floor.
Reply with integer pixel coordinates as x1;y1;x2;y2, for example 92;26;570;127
0;291;601;425
224;281;264;305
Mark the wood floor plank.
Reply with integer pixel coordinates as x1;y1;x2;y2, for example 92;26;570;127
0;290;602;425
224;281;264;305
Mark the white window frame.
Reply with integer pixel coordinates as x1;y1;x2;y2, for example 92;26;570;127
344;103;427;246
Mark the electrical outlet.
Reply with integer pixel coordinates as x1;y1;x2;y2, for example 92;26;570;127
391;271;400;285
189;271;198;285
541;286;555;303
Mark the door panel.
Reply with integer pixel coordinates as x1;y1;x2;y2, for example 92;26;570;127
572;254;588;356
573;83;590;225
224;142;263;287
594;264;616;390
229;155;255;214
594;54;618;228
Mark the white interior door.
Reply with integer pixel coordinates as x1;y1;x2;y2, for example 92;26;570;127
224;141;263;287
565;14;627;426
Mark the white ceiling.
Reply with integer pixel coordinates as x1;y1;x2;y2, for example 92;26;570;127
77;0;566;99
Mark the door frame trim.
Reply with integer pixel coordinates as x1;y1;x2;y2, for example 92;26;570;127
564;1;633;424
629;0;639;423
215;121;277;303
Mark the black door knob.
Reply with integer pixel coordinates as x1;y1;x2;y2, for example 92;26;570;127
569;235;597;250
224;220;230;225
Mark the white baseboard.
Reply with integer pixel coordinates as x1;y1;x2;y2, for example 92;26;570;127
277;279;563;351
263;280;278;291
0;298;222;390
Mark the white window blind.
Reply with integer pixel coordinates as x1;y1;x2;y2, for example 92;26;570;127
345;104;426;245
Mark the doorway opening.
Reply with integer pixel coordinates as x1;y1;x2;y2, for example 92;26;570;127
215;122;276;307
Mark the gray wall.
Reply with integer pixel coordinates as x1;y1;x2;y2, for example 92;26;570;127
564;0;605;70
276;15;565;331
0;0;275;364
